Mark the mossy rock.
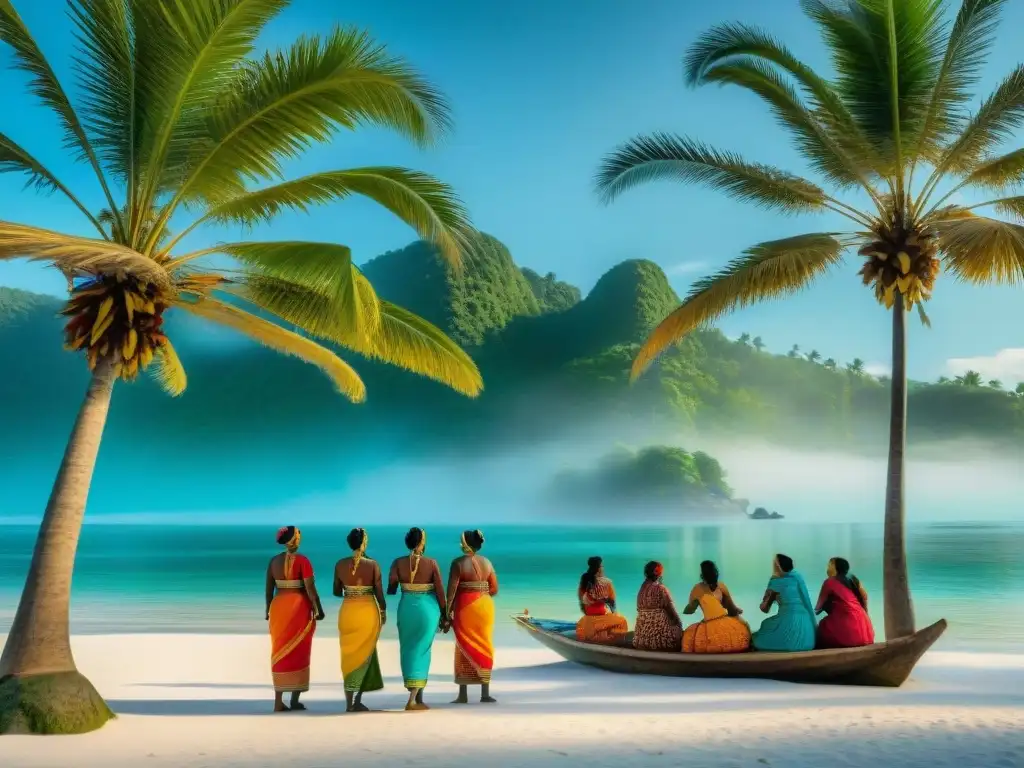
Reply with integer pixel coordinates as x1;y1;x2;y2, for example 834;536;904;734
0;671;114;735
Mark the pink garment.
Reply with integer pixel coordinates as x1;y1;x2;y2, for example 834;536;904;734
815;577;875;648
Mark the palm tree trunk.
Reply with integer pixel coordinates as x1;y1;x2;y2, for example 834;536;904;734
882;294;915;639
0;358;117;734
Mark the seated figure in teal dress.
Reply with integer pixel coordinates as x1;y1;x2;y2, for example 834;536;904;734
751;553;817;652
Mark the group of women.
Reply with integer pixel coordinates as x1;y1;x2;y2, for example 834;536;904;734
266;525;498;713
576;554;875;654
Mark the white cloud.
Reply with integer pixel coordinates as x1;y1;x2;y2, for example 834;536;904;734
864;362;891;378
946;348;1024;386
665;260;709;276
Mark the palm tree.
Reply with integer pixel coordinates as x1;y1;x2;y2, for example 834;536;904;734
823;357;837;370
988;378;1003;389
787;343;801;358
738;332;752;345
807;349;822;363
597;0;1022;642
846;358;866;376
752;335;765;352
956;370;983;386
937;375;952;384
0;1;483;734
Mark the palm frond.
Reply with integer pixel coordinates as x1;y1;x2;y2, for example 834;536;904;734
916;301;932;328
161;25;453;223
234;274;482;396
183;296;367;401
800;0;946;166
936;65;1024;175
683;21;880;172
957;147;1024;191
0;130;102;231
935;214;1024;284
910;0;1006;159
696;57;870;191
962;194;1024;221
596;133;827;213
68;0;134;188
201;167;472;268
0;0;121;234
631;233;847;378
0;221;170;288
150;337;187;396
131;0;289;248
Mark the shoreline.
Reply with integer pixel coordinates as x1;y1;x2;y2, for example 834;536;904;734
3;634;1022;767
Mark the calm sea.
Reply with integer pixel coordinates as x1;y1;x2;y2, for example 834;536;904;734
0;522;1020;652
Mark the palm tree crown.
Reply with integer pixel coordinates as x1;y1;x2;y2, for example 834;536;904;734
0;1;482;400
597;0;1021;379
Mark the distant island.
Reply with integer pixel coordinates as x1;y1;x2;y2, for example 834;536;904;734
2;232;1023;511
748;507;785;520
548;445;749;518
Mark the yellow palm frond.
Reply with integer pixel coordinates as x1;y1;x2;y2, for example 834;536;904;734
631;233;847;379
233;274;481;396
182;297;366;402
150;338;188;397
935;215;1024;284
0;221;171;289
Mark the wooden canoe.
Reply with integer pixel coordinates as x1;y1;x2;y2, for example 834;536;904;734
512;615;947;687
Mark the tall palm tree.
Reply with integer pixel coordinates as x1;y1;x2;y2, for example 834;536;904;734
752;335;765;351
597;0;1023;641
847;358;866;376
956;370;984;386
0;0;482;734
738;331;752;345
788;343;801;358
807;349;822;363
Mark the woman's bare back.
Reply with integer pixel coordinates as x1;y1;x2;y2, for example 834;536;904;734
391;556;438;585
335;556;379;588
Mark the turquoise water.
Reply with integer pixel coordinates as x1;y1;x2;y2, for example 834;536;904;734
0;523;1021;651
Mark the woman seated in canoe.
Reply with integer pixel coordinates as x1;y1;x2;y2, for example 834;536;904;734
681;560;750;654
633;561;682;652
576;556;628;644
815;557;875;649
751;554;817;652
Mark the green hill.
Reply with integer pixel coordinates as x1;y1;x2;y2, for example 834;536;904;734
3;234;1023;487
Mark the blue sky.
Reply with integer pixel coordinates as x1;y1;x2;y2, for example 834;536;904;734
1;0;1023;384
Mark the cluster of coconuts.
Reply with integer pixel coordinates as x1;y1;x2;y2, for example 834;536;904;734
857;230;940;309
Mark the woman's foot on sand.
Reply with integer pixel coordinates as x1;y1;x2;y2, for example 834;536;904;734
347;702;370;712
273;704;290;713
480;696;497;704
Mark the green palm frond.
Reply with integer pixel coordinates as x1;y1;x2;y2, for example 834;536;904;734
150;337;188;396
916;301;932;328
130;0;289;245
0;221;171;288
683;21;879;172
183;296;367;401
596;133;827;213
0;0;121;235
934;65;1024;176
800;0;945;166
696;57;870;191
199;167;472;267
910;0;1006;160
935;215;1024;284
158;25;453;232
0;130;101;231
631;233;847;378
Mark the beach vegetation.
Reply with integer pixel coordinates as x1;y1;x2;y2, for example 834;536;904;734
0;0;481;734
596;0;1023;639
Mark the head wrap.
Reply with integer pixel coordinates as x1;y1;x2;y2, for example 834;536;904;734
276;526;300;550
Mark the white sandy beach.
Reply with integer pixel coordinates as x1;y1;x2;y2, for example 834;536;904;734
3;633;1023;768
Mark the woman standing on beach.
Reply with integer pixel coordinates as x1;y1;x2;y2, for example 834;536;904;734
681;560;750;654
266;526;325;713
576;556;629;644
633;561;683;651
445;529;498;704
815;557;875;648
752;554;817;652
334;528;385;712
387;527;446;710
